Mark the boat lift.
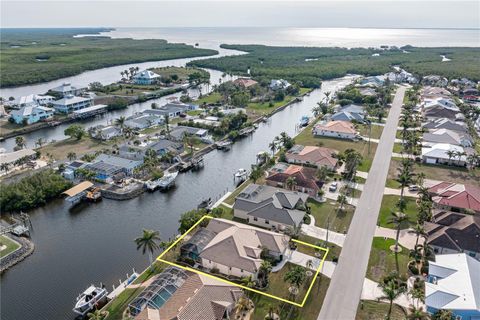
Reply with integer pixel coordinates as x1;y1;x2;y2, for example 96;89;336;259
63;181;95;206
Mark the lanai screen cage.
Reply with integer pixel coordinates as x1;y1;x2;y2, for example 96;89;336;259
128;267;189;316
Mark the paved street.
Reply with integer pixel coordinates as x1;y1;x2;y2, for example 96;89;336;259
318;86;407;319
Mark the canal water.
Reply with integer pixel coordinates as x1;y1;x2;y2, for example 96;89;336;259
1;74;354;320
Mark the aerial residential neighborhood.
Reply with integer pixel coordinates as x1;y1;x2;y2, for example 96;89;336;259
1;2;479;320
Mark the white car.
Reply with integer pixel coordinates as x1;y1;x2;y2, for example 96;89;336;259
329;182;338;192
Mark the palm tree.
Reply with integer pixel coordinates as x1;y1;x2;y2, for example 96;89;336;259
407;305;429;320
269;141;277;156
316;166;329;182
286;176;297;191
114;116;126;134
284;266;306;296
378;280;407;320
416;172;426;187
336;193;348;212
87;309;108;320
164;115;170;138
409;223;427;247
249;166;264;183
258;260;272;287
408;287;425;309
234;296;252;316
15;136;26;149
446;150;455;164
35;138;45;148
67;152;77;161
388;211;409;255
0;163;10;173
240;275;255;297
134;229;161;269
432;309;454;320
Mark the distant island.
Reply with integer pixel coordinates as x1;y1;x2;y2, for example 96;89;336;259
0;28;218;88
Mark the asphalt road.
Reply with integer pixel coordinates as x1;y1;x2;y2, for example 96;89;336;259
318;86;407;319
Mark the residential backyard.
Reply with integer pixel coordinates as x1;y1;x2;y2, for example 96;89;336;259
377;195;417;229
0;235;20;258
356;124;384;140
366;237;409;282
356;300;406;320
39;136;112;160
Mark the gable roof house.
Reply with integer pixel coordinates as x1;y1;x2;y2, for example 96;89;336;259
85;154;142;182
51;95;92;113
331;104;366;123
358;75;385;87
233;184;308;231
10;105;54;125
133;70;160;85
421;86;452;99
124;114;164;130
313;120;359;140
425;253;480;318
421;143;468;167
270;79;291;91
130;267;243;320
50;83;86;97
423;99;460;120
118;139;184;160
423;128;474;148
266;163;322;198
144;102;192;119
428;182;480;214
233;77;258;88
181;219;289;280
285;145;338;170
425;210;480;260
422;118;468;133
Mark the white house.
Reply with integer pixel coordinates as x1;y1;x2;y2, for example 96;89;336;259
50;83;86;97
124;114;164;130
10;106;54;124
270;79;291;90
91;125;122;141
133;70;160;85
421;143;467;166
425;253;480;319
313;120;359;140
51;95;92;113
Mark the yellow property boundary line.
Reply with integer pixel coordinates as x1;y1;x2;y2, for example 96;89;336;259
157;215;329;307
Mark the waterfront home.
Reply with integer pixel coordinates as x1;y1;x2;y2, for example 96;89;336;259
51;95;92;113
269;79;291;91
85;154;142;182
50;82;86;97
192;116;221;127
16;94;54;108
421;86;452;99
358;75;385;87
423;118;468;133
233;183;308;231
421;143;468;166
0;148;36;166
313;120;359;140
91;125;122;141
169;126;211;142
425;253;480;319
124;114;164;130
10;105;54;124
233;77;258;88
422;75;448;87
118;139;184;161
266;163;322;197
331;104;366;123
180;218;289;280
132;70;160;85
285;144;338;170
425;210;480;260
144;102;193;119
71;104;108;119
129;267;243;320
428;182;480;214
62;160;86;180
358;87;376;97
423;128;473;147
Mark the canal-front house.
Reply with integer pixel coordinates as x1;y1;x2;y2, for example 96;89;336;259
233;184;308;232
180;219;289;280
266;163;322;198
50;82;86;97
84;154;142;182
51;95;92;114
10;105;54;124
133;70;160;85
118;139;184;161
143;102;195;119
313;120;359;140
285;144;338;170
425;253;480;319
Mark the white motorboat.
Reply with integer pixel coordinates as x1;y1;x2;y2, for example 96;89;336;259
234;168;248;180
145;171;178;191
73;284;108;316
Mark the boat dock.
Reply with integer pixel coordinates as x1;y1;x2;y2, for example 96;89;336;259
106;270;139;300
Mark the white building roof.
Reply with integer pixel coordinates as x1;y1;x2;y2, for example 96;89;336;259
133;70;160;80
426;253;480;311
72;104;107;115
10;105;53;117
421;143;466;161
50;82;84;93
51;95;91;107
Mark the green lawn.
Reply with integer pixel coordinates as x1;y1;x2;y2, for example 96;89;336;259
297;234;340;262
385;178;402;189
194;92;222;105
392;143;404;154
357;124;384;140
0;235;21;258
251;264;331;320
377;195;417;229
366;237;409;282
223;180;252;205
247;88;310;116
308;199;354;234
295;123;376;172
356;300;406;320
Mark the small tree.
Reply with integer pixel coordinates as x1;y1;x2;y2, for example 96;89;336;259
134;229;161;269
64;125;85;140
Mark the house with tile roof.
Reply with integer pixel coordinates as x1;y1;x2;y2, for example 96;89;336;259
425;210;480;260
266;163;322;197
233;184;308;231
313;120;359;140
131;267;243;320
133;70;160;85
233;77;258;88
425;253;480;319
421;143;468;167
181;219;289;280
285;145;338;170
428;182;480;214
331;104;366;123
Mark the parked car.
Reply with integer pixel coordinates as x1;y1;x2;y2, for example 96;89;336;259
329;182;338;192
408;185;419;191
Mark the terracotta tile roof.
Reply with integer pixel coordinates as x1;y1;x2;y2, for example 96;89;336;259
266;164;321;191
285;145;338;168
233;78;258;88
314;120;357;134
429;182;480;212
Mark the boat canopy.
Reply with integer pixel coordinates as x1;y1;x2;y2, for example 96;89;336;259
63;181;94;197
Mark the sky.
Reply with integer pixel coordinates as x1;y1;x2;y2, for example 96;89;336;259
1;0;479;29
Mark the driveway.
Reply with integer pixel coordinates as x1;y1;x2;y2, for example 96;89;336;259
301;224;346;247
318;86;407;320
